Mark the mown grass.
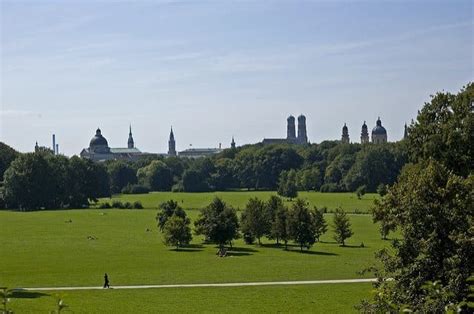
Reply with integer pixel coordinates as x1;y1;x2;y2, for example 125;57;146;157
7;283;373;313
0;209;384;288
102;191;378;213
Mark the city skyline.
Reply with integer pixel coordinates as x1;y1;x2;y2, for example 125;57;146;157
1;0;472;155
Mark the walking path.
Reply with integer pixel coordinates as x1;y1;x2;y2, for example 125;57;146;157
17;278;377;292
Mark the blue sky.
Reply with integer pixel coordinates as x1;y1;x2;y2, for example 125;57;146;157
1;0;472;156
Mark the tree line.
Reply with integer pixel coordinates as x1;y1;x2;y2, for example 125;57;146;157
157;196;354;252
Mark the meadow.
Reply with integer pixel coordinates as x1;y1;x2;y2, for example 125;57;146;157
103;191;379;213
0;192;385;312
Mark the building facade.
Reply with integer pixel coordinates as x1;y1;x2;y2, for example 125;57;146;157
371;117;388;144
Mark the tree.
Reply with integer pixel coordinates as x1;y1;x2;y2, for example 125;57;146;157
356;185;366;200
156;200;186;231
287;199;317;251
241;198;270;245
182;169;209;192
0;142;19;181
194;198;239;249
278;170;298;199
162;214;192;250
333;208;353;246
107;161;137;194
137;160;173;191
271;204;290;249
313;208;328;242
364;160;473;311
407;83;473;177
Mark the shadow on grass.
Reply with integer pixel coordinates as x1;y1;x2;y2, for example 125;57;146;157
225;246;259;257
339;244;368;249
287;249;338;256
10;290;49;299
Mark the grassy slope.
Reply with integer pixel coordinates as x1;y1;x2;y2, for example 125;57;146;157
105;191;378;212
8;283;373;313
0;209;384;288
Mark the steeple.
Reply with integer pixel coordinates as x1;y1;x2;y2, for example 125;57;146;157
341;123;350;144
168;127;176;156
403;123;408;139
127;124;134;149
361;121;369;144
231;136;236;149
35;141;39;152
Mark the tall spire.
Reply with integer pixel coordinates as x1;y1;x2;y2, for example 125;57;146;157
341;123;349;144
168;126;176;156
404;123;408;140
127;124;134;148
231;136;236;149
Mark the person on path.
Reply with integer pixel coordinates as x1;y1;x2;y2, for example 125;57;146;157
103;273;110;288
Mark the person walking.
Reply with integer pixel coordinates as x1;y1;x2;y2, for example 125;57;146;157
103;273;110;289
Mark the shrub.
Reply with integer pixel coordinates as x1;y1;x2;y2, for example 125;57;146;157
243;233;255;245
171;182;184;192
98;202;111;209
133;201;144;209
111;200;124;209
123;202;133;209
356;185;367;199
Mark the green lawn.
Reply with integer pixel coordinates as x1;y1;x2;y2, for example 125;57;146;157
7;283;373;313
0;198;385;312
103;191;378;213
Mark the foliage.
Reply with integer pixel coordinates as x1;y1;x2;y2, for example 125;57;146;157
287;199;317;251
121;184;150;194
0;142;19;181
313;208;328;242
271;203;290;248
356;185;366;199
137;160;173;191
277;170;298;198
365;160;473;311
333;208;353;246
156;200;186;231
106;160;137;194
407;83;474;177
162;214;192;249
241;198;270;245
194;198;240;248
182;169;210;192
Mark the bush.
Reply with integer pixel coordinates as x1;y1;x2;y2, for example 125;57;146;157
320;183;343;193
111;200;124;209
171;182;184;192
133;201;144;209
376;183;388;197
98;202;111;209
356;185;367;199
243;233;255;245
123;202;133;209
121;184;150;194
319;206;328;214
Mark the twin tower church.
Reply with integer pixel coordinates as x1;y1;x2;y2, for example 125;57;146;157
79;116;394;162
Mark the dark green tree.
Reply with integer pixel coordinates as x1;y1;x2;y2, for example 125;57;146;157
162;214;192;250
313;208;328;242
271;204;290;249
287;199;317;251
278;170;298;198
194;198;240;249
107;161;137;194
333;208;353;246
0;142;19;180
137;160;173;191
156;200;186;231
241;198;270;245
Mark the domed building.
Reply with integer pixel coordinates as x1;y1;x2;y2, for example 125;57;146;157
371;117;387;144
80;126;147;162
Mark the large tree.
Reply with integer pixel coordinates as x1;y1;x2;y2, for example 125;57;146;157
241;198;270;245
194;198;240;249
364;160;473;312
332;208;353;246
162;214;192;250
156;200;186;231
271;203;290;249
287;199;317;251
107;160;137;194
0;142;19;181
137;160;172;191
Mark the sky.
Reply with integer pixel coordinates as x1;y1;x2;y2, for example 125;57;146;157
0;0;472;156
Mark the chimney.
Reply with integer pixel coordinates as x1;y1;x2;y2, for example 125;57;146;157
52;134;56;155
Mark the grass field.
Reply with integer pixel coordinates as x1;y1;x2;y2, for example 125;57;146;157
1;192;384;312
7;283;373;313
102;191;379;213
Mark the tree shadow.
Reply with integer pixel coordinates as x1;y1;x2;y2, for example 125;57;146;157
10;290;49;299
261;243;299;249
228;247;258;253
287;250;338;256
226;252;253;257
339;245;368;249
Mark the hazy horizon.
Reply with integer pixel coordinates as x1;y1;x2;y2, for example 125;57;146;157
1;0;472;156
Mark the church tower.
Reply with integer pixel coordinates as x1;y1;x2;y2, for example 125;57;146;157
127;125;134;149
231;136;236;149
361;121;369;144
168;127;176;156
341;123;350;144
403;123;408;140
287;115;296;141
297;114;308;144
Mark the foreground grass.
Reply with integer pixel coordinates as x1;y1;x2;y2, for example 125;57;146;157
0;209;384;288
103;191;378;212
8;283;373;313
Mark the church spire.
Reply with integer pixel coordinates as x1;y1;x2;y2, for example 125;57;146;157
231;136;236;149
168;126;176;156
127;124;134;148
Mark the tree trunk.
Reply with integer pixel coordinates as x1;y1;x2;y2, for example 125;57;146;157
258;237;261;246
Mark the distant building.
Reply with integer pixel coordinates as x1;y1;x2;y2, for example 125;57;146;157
371;117;388;144
360;121;369;144
341;123;350;143
262;114;309;145
403;123;408;139
168;127;177;156
178;147;223;159
231;137;236;149
80;127;148;162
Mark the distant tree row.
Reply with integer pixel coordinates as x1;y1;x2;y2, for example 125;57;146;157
157;196;354;251
99;140;408;195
